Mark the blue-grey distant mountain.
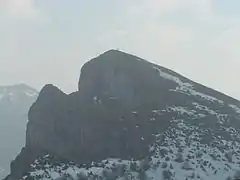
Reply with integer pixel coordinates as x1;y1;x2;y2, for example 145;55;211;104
0;84;38;179
5;50;240;180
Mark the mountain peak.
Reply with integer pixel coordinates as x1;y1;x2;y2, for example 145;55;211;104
0;84;38;101
102;49;122;54
5;51;240;180
84;49;144;67
38;84;64;97
0;83;36;91
101;49;130;56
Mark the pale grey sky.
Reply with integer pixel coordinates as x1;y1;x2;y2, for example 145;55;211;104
0;0;240;99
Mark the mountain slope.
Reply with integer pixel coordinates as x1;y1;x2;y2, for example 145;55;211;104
5;50;240;180
0;84;38;179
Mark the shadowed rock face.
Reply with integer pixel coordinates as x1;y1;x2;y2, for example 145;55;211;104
25;51;169;161
6;50;240;180
78;50;174;106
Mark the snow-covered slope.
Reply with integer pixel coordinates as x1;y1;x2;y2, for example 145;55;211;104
18;64;240;180
0;84;38;179
20;106;240;180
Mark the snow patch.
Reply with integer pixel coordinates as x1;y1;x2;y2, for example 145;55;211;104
192;102;228;123
229;104;240;114
168;106;196;116
25;91;37;97
166;106;206;118
153;66;193;88
22;156;141;180
153;66;224;104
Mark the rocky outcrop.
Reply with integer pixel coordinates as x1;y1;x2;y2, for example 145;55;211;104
5;50;240;180
78;50;174;106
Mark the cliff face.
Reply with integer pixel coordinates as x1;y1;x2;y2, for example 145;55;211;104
6;50;240;180
78;50;174;106
6;50;167;179
25;50;180;161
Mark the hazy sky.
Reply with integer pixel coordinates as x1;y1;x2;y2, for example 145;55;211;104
0;0;240;99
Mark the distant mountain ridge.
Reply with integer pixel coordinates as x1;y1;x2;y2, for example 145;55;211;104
0;84;38;179
5;50;240;180
0;84;37;98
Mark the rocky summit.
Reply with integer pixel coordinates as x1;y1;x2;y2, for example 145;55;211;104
5;50;240;180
